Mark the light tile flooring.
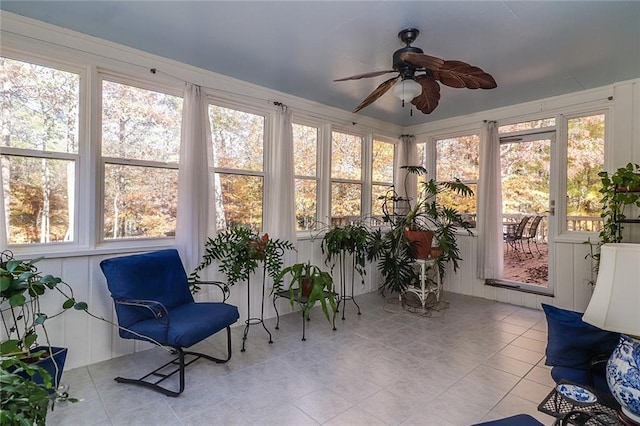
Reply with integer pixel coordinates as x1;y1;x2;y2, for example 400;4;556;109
48;291;559;426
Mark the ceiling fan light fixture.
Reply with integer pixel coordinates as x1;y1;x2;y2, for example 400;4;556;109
393;78;422;103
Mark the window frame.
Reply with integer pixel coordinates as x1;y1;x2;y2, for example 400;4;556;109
0;53;86;251
370;135;396;225
98;72;183;244
208;98;270;231
557;108;609;239
429;131;481;223
292;118;321;233
329;128;366;224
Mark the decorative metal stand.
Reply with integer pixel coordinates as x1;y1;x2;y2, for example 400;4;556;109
241;272;272;352
335;252;361;320
273;289;338;341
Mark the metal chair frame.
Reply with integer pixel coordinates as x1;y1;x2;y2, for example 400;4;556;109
523;215;544;256
504;215;531;257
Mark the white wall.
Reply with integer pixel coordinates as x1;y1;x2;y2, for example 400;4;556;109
2;11;638;369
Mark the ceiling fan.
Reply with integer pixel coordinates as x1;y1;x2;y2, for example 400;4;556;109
334;28;497;115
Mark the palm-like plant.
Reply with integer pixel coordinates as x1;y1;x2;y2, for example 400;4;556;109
368;166;474;294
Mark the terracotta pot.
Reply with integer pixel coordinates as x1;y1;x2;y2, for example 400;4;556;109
300;277;314;298
404;229;434;259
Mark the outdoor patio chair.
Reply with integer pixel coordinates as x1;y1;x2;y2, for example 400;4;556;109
504;215;531;256
100;249;240;397
522;215;544;256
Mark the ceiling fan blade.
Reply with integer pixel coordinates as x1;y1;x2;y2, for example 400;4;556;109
334;70;397;82
399;52;445;71
432;60;497;89
353;76;400;113
411;75;441;114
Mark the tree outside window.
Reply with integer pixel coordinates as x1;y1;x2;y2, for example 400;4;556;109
331;131;362;225
209;104;265;230
101;79;181;239
293;123;318;231
566;114;605;232
0;57;79;244
371;139;394;222
434;135;479;224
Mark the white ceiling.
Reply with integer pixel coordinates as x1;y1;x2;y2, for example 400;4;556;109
2;1;639;126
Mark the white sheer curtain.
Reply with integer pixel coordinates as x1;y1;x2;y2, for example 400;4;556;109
477;121;503;279
264;105;297;263
394;135;418;208
175;84;215;275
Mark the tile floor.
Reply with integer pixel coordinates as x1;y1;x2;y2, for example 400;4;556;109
48;291;559;425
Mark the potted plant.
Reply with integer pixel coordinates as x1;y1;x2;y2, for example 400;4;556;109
0;250;85;423
585;162;640;284
0;356;78;424
190;224;295;350
190;224;295;289
275;261;337;322
367;166;474;294
320;221;370;318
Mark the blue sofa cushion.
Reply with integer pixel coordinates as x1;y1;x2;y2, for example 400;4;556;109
472;414;544;425
542;303;619;369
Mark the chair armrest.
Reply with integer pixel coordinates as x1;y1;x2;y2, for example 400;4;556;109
193;281;231;302
114;298;170;325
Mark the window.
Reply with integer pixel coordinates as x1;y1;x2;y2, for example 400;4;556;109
293;123;319;231
209;104;265;230
371;138;395;221
498;118;556;133
331;131;363;225
565;113;605;232
1;57;80;245
434;134;480;223
101;78;182;240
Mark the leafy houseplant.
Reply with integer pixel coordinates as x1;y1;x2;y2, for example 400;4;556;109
585;162;640;283
1;251;84;423
367;166;474;294
189;224;295;290
190;224;295;350
321;221;370;286
598;162;640;244
275;262;337;322
321;221;370;317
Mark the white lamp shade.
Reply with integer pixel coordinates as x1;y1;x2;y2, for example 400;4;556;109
582;243;640;336
392;79;422;102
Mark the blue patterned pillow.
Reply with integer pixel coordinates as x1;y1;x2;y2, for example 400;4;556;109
542;304;620;369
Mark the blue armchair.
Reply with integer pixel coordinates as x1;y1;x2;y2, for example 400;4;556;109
100;249;239;397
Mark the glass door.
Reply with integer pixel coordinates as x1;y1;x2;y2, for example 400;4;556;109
500;131;555;293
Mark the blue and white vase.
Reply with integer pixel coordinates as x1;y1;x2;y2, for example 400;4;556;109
606;334;640;423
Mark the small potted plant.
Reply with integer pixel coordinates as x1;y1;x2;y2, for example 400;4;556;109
275;261;337;322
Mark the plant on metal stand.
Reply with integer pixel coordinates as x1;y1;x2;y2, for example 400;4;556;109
190;224;295;351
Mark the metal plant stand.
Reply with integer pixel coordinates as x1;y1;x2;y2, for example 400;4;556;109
241;273;272;352
273;289;338;341
335;252;361;320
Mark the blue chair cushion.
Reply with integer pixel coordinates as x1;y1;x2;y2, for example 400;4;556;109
542;303;619;370
472;414;544;425
125;302;239;347
100;249;195;328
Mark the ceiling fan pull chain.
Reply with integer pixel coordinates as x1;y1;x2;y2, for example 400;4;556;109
402;99;405;108
410;108;413;117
